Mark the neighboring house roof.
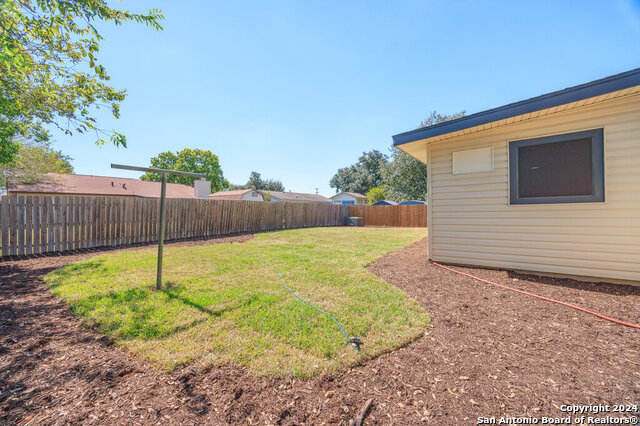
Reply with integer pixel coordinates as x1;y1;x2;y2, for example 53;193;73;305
330;191;367;200
262;191;331;203
399;200;426;205
7;173;197;198
372;200;398;206
208;189;260;200
393;67;640;146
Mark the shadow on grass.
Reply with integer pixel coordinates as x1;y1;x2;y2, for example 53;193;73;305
162;283;260;318
71;288;211;340
64;282;264;342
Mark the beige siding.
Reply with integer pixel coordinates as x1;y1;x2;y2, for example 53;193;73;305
240;191;264;201
428;94;640;282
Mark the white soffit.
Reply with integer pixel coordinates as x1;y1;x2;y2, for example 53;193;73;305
395;85;640;162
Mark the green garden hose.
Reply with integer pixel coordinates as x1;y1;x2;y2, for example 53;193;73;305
250;255;361;352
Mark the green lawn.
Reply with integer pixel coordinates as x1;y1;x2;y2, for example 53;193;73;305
45;227;429;377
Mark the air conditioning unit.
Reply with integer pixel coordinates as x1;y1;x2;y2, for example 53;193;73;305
347;217;363;226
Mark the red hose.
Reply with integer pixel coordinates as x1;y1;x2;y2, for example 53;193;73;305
431;262;640;330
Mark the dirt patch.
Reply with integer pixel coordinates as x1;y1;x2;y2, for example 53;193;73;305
1;237;639;424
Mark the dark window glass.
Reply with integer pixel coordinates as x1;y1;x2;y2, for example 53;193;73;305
509;129;604;205
517;138;592;198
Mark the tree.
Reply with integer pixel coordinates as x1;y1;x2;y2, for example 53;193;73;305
366;186;386;205
1;139;73;191
418;111;465;129
140;148;226;192
0;0;164;167
329;150;388;195
231;171;285;192
382;111;465;202
381;149;427;202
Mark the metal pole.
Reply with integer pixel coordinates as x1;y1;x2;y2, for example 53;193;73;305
110;163;206;178
110;164;205;291
156;173;167;289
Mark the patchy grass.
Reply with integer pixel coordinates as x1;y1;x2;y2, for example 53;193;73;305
45;227;429;377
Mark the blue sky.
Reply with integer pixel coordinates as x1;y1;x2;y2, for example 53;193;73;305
51;0;640;196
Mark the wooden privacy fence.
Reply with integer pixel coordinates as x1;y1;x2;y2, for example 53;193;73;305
0;196;350;257
350;204;427;227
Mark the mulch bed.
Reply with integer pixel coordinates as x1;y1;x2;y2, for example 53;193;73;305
1;236;638;425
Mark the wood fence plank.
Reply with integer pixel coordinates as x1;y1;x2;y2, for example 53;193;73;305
348;205;427;227
89;197;96;248
103;198;109;247
111;198;117;246
34;197;42;254
0;196;365;258
74;197;80;250
1;197;9;257
138;198;143;243
51;197;58;252
69;197;75;250
95;197;102;247
146;198;151;243
57;197;63;251
164;199;170;241
16;196;25;255
108;198;114;246
129;198;134;245
82;196;89;249
25;196;33;255
8;196;16;256
70;196;77;250
150;198;155;243
138;198;143;244
62;197;69;251
67;197;73;250
45;197;53;253
137;198;142;244
140;198;146;244
85;197;91;249
153;198;159;242
78;196;83;249
119;198;125;246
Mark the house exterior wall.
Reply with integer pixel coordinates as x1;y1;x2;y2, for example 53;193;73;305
427;94;640;283
332;194;366;205
241;190;263;201
268;195;331;203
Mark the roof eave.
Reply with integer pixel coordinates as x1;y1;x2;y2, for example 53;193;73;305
392;67;640;146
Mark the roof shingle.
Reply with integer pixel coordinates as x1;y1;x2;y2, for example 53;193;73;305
7;173;197;198
262;191;331;203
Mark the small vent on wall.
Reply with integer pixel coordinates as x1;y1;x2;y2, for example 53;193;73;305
452;147;494;174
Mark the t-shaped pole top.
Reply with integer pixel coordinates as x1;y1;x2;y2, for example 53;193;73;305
110;163;206;290
111;163;205;178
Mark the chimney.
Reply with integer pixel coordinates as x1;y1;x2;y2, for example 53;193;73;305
193;178;211;198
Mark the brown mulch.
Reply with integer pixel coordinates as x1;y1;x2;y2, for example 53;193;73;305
1;236;639;425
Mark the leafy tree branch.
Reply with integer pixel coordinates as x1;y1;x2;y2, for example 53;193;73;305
0;0;164;166
1;138;74;191
231;171;285;192
140;148;227;193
